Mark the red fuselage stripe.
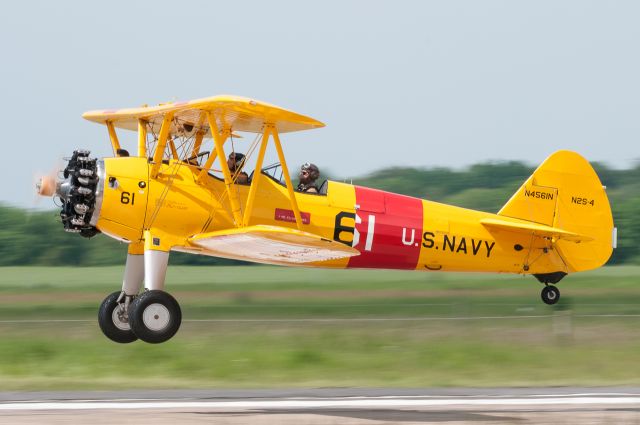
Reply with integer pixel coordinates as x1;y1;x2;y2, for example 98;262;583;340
347;186;423;269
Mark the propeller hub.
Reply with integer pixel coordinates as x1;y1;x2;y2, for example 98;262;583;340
36;175;57;197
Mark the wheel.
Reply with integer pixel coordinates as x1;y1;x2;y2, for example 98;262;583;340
98;291;138;344
128;290;182;344
541;285;560;305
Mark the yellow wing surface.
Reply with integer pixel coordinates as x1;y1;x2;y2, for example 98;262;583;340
82;95;325;136
188;225;360;265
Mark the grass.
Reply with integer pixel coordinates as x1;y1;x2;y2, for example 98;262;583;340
0;265;639;390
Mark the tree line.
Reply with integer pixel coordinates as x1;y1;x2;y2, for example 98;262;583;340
3;160;638;266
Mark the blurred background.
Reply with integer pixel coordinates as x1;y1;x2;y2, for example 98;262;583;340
0;0;639;390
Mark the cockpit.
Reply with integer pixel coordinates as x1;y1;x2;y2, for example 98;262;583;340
187;156;328;195
253;162;327;195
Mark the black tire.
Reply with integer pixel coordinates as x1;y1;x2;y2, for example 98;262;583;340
128;290;182;344
541;285;560;305
98;291;138;344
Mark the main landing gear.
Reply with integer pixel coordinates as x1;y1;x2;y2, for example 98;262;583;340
98;248;182;344
98;289;182;344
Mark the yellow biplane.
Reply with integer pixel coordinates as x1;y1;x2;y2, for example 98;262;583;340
37;95;616;344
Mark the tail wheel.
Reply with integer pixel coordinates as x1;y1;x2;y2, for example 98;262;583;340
541;285;560;305
128;290;182;344
98;291;138;344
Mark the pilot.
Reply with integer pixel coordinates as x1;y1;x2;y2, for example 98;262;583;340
228;152;249;184
297;162;320;193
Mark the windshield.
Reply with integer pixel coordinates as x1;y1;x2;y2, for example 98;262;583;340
261;162;285;185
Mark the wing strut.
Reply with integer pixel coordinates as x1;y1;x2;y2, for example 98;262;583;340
137;119;147;157
271;126;303;230
242;126;271;226
190;111;207;158
191;130;205;159
150;113;175;178
168;138;179;160
240;124;303;230
106;121;121;155
196;145;220;183
206;111;244;227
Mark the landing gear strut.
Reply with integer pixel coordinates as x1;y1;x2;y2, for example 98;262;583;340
541;285;560;305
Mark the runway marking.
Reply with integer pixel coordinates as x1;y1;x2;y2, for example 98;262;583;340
2;396;640;411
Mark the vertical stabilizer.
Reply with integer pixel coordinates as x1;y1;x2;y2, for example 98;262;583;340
499;150;614;272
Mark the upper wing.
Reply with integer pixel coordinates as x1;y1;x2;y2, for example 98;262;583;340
82;95;324;136
480;218;594;243
188;225;359;265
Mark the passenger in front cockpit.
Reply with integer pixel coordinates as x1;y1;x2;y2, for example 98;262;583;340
228;152;249;184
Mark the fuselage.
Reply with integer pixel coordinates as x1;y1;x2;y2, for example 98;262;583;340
92;157;563;275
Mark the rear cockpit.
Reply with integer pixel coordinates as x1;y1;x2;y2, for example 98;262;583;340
258;162;328;195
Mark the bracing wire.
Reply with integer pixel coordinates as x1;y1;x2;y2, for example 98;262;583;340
206;130;263;227
145;116;266;230
146;117;198;228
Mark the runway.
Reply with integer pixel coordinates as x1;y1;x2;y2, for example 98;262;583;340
1;388;639;424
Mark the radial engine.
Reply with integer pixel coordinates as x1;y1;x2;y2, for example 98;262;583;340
36;150;103;238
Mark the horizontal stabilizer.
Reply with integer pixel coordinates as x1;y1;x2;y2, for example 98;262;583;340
189;225;359;265
480;218;594;243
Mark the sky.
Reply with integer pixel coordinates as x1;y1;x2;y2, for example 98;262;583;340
1;0;639;208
